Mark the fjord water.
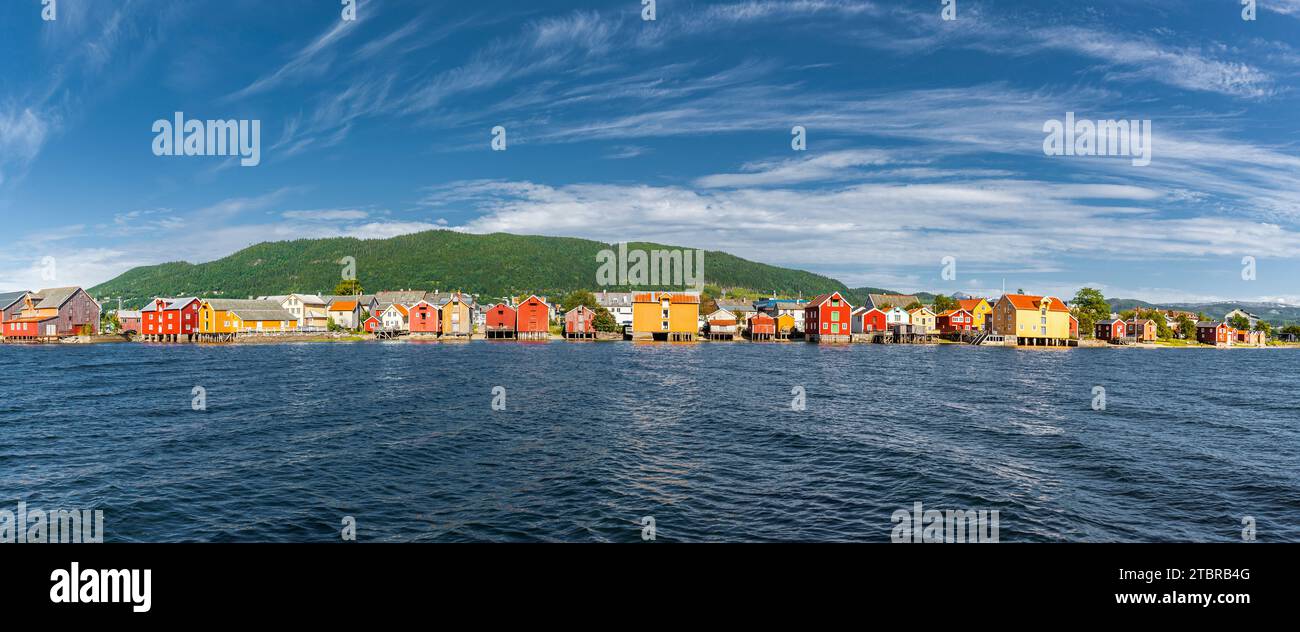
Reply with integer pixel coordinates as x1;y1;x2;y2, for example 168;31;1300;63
2;342;1296;542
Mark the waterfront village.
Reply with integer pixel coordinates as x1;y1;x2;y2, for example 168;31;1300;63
0;286;1287;348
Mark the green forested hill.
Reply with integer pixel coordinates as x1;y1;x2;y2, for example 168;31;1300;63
89;231;859;307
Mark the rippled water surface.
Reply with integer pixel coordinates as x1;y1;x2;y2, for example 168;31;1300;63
1;341;1297;542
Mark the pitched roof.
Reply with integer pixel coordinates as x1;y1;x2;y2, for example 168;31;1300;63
806;292;849;308
204;299;284;311
1001;294;1069;312
633;292;700;304
957;298;989;311
141;297;200;312
433;292;477;308
33;287;89;309
0;291;27;311
716;300;756;312
375;290;428;305
867;293;919;309
329;301;358;311
756;299;807;309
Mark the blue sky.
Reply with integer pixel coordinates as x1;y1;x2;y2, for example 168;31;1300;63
2;0;1299;303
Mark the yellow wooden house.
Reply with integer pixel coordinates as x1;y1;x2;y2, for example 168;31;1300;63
440;292;473;336
775;313;796;339
632;292;700;341
199;299;298;340
957;298;993;331
990;294;1072;345
908;306;938;335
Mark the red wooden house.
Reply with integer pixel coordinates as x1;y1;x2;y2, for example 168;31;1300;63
852;307;887;334
516;295;550;340
485;302;518;338
747;313;775;341
363;316;381;333
117;310;142;334
1095;318;1126;341
1196;321;1233;345
141;297;201;342
937;309;974;334
804;292;852;342
565;305;595;339
409;300;441;334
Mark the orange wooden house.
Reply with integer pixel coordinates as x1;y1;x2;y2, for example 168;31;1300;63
516;295;550;340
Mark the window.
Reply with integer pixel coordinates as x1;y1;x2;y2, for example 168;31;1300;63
831;311;840;322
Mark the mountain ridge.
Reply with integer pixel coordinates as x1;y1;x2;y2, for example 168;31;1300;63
86;230;1298;324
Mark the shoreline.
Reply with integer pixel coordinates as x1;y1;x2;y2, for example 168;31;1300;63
4;335;1293;349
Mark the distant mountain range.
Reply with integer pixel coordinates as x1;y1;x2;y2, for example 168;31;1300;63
1107;298;1300;324
86;230;1295;324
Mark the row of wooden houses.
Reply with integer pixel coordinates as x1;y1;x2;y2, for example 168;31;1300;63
1093;314;1267;347
695;292;1071;345
0;288;100;341
107;289;1083;345
0;282;1273;348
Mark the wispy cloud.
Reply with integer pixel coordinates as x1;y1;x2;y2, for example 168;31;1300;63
427;176;1300;294
224;15;360;102
282;209;370;221
695;149;900;188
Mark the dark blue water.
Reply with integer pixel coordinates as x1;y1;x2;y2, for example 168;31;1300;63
1;342;1297;542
